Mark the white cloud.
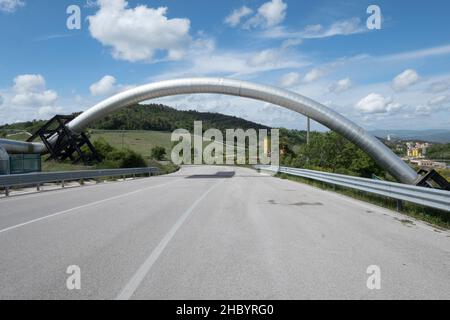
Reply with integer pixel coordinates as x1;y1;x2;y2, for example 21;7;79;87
85;0;97;8
302;18;365;39
157;44;308;78
415;100;450;116
427;80;449;94
261;17;365;40
87;0;191;62
90;75;118;96
242;0;287;29
11;74;58;107
249;48;281;66
11;90;58;107
257;0;287;27
0;94;3;106
329;78;352;93
392;69;420;91
381;44;450;62
13;74;45;93
414;105;432;116
224;6;253;27
304;68;327;83
281;38;303;48
0;74;61;122
89;75;136;96
280;72;301;87
428;95;450;106
0;0;24;13
355;93;402;114
38;105;62;118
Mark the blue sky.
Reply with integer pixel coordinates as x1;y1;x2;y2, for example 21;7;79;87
0;0;450;131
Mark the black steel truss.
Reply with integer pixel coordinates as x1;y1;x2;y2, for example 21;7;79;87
415;168;450;191
27;115;101;165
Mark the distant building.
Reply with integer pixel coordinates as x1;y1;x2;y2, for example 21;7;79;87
409;159;446;169
406;142;429;158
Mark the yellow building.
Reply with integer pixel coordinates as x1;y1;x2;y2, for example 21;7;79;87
407;148;422;158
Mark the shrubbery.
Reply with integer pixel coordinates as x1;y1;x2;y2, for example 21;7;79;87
427;143;450;160
92;138;147;169
151;146;166;161
281;131;385;178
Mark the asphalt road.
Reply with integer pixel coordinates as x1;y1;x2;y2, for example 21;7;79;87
0;165;449;300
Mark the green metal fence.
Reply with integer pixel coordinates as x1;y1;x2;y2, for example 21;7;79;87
0;160;9;175
8;154;41;174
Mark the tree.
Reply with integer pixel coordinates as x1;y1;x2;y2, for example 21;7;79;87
288;131;384;178
151;146;167;161
427;143;450;160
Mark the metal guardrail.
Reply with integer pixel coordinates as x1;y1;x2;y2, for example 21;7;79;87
0;167;159;197
255;165;450;212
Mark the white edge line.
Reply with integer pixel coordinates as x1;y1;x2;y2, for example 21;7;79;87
0;175;174;203
116;179;225;300
0;179;180;235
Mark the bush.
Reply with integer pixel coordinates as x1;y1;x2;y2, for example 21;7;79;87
91;138;147;168
92;138;114;160
120;150;147;168
151;146;167;161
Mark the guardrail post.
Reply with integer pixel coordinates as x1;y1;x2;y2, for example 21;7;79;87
36;184;40;192
5;186;10;197
61;180;65;188
396;200;403;212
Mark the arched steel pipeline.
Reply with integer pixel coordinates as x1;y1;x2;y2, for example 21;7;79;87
0;138;46;154
0;78;419;184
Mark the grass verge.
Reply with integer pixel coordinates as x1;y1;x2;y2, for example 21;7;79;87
42;158;179;175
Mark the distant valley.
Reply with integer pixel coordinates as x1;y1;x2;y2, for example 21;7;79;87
370;129;450;143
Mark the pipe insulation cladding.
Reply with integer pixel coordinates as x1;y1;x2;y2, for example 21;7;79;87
0;78;419;184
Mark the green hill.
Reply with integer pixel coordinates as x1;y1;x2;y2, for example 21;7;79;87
90;103;270;132
0;103;270;134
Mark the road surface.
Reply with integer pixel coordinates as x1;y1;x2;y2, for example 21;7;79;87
0;166;449;299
